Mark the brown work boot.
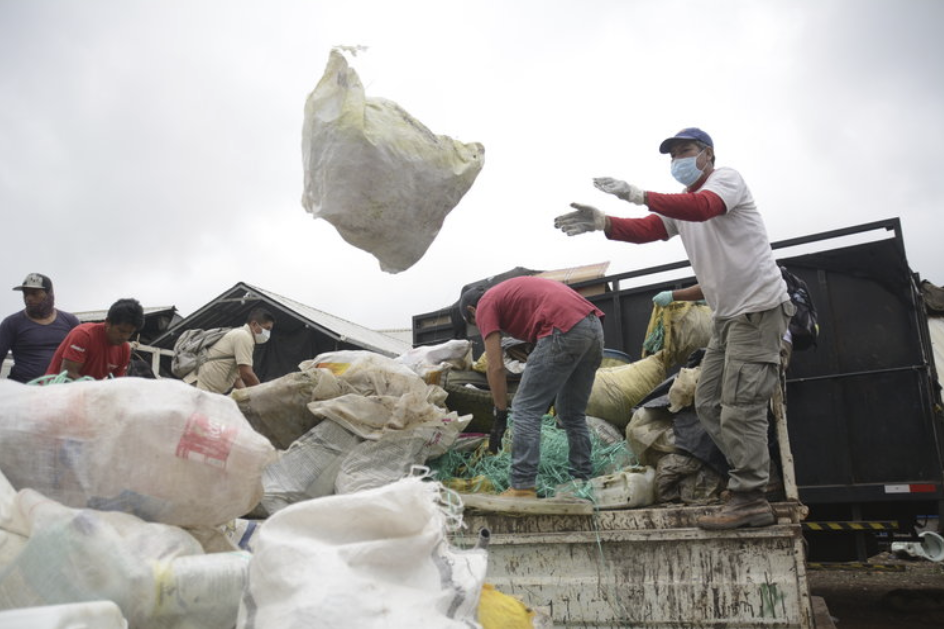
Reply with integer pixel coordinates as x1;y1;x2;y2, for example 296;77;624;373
696;489;775;530
499;487;537;499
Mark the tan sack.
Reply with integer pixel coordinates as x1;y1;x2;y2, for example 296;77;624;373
586;352;666;430
625;406;677;467
231;367;349;450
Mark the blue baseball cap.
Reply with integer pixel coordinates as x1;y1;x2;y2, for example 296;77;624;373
659;127;714;154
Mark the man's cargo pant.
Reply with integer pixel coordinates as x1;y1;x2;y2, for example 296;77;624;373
695;301;794;493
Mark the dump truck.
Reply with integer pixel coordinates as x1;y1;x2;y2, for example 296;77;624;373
414;217;943;627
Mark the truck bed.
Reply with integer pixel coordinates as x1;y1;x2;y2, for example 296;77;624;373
460;502;814;628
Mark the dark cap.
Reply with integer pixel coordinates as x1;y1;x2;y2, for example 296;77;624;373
13;273;52;292
458;285;488;324
659;127;714;154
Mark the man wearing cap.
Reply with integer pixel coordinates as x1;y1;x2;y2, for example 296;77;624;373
0;273;80;383
459;276;604;499
554;128;794;530
45;298;145;380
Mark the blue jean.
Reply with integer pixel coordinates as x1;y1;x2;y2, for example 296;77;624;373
509;315;604;489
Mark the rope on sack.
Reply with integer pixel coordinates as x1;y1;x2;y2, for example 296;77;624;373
26;371;95;386
408;465;469;534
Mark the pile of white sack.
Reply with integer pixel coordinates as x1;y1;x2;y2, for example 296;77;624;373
0;345;493;628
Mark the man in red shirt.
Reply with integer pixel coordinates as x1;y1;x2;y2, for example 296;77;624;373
46;298;145;380
459;276;604;498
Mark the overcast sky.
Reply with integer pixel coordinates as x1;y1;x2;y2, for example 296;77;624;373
1;0;941;333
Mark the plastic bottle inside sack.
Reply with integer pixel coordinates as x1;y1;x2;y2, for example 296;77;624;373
151;551;252;621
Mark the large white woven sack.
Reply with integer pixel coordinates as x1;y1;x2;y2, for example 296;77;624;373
0;379;277;527
300;48;484;273
0;489;249;629
237;475;487;629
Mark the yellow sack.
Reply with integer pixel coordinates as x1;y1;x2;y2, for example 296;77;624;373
442;475;495;494
586;352;666;430
642;301;713;369
478;583;549;629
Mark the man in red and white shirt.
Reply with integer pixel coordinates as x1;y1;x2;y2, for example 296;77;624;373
555;127;794;530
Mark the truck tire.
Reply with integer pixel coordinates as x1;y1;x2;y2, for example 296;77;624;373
441;370;518;434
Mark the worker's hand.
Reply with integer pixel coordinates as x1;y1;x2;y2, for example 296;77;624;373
489;407;509;454
593;177;645;205
653;290;674;308
554;203;606;236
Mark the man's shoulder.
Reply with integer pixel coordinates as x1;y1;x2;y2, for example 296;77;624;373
214;326;252;352
707;166;744;183
57;310;81;326
71;322;104;344
702;167;753;208
225;326;252;342
0;310;26;329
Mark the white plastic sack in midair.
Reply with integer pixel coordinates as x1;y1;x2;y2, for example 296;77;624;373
301;48;485;273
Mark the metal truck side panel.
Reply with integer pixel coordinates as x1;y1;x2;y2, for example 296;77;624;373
462;505;814;628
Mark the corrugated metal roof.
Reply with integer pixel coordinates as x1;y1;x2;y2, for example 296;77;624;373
75;306;176;322
379;328;413;345
247;284;410;357
149;282;411;358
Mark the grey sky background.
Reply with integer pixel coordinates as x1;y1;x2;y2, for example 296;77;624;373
1;0;941;332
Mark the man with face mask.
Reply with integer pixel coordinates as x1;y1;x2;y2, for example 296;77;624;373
0;273;80;383
554;128;794;530
193;307;275;394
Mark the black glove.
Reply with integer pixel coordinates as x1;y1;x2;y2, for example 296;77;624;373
489;407;509;454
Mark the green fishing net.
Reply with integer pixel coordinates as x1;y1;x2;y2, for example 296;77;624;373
429;414;636;498
642;318;666;356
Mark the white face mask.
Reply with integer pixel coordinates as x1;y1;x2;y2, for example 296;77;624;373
671;148;709;187
254;327;271;344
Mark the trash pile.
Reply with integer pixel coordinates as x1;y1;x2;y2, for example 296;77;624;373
0;301;719;627
0;343;552;627
0;378;274;627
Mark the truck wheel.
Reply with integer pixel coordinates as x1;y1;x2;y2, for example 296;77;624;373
441;370;518;434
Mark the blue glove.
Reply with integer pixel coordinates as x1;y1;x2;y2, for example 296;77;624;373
653;291;674;307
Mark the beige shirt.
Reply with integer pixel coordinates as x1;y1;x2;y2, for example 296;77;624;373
194;324;255;394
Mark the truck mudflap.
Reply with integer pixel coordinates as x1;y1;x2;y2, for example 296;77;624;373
459;502;814;629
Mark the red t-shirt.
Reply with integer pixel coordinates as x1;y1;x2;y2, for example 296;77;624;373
45;322;131;379
475;276;603;343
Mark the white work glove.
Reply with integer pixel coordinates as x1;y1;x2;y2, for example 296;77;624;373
653;290;674;307
554;203;606;236
593;177;646;205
